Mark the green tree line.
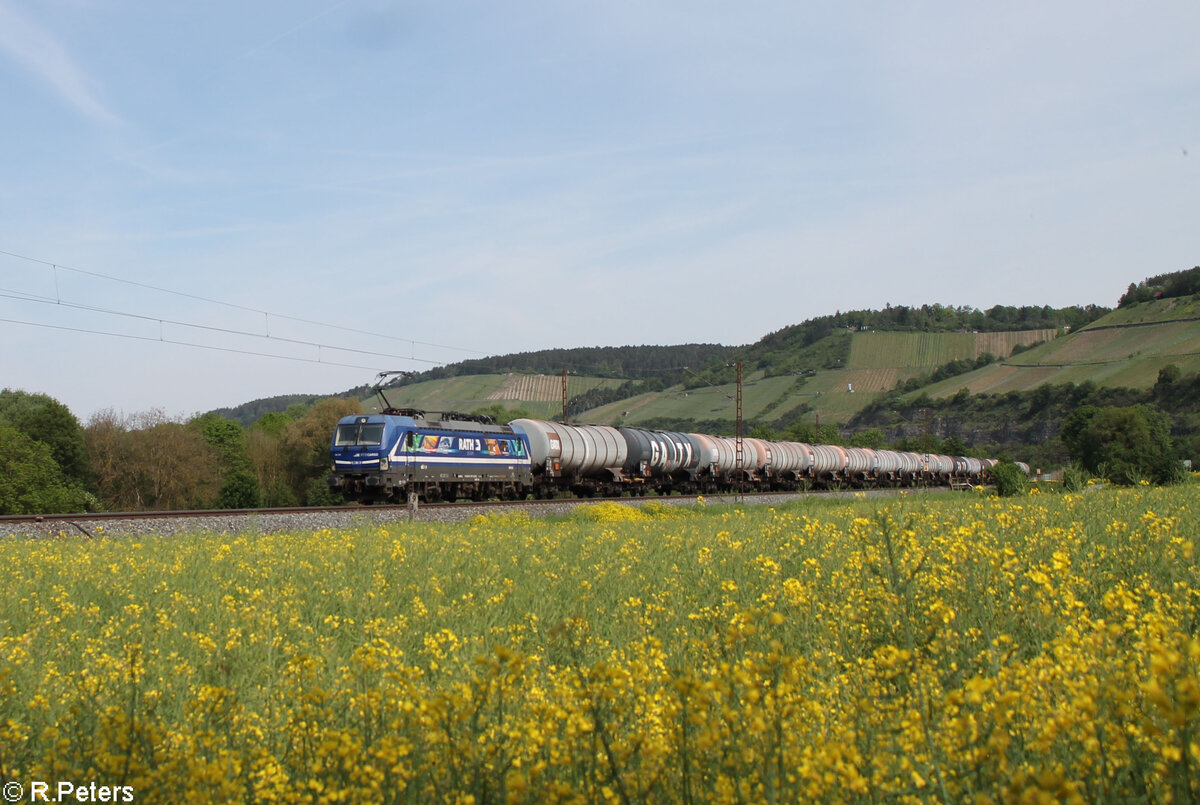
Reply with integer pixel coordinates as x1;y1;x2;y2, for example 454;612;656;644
754;303;1108;345
0;389;362;515
1118;265;1200;307
411;344;735;384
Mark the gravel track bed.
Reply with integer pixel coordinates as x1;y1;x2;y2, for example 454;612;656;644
2;490;902;540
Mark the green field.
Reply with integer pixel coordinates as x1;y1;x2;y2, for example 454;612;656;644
1012;321;1200;367
848;329;1058;368
925;354;1200;398
919;306;1200;398
1077;295;1200;328
585;373;807;427
579;371;898;430
366;374;625;419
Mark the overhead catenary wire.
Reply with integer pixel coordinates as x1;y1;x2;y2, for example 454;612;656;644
0;288;442;364
0;315;384;371
0;247;487;357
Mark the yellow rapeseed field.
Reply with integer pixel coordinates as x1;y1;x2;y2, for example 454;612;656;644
2;483;1199;803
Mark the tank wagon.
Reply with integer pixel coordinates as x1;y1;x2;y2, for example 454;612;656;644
328;413;1029;504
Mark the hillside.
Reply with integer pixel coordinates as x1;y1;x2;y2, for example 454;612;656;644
313;324;1070;433
837;294;1200;468
213;276;1200;465
370;373;627;421
577;327;1062;431
917;297;1200;399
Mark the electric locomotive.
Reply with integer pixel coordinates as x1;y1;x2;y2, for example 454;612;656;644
328;409;533;503
327;372;533;503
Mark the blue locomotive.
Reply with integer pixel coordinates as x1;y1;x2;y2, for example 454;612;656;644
329;409;533;503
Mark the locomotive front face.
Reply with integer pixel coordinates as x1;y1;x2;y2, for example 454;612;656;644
328;415;409;501
332;416;394;471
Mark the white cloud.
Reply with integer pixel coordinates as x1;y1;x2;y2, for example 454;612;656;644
0;1;121;126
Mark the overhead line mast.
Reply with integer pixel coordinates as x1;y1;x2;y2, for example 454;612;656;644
735;361;744;503
562;369;569;423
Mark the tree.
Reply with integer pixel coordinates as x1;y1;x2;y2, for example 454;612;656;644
783;421;843;445
1061;404;1183;485
191;413;252;472
1060;405;1101;471
192;412;257;509
217;470;262;509
85;410;222;510
280;398;363;504
1025;384;1055;416
0;423;93;514
470;403;536;424
1154;364;1183;409
84;409;140;509
1119;266;1200;307
940;435;968;456
137;419;223;508
253;411;294;437
849;429;886;449
246;423;294;507
991;459;1028;497
0;389;91;488
1157;364;1182;388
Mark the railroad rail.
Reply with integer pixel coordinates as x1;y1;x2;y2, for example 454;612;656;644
0;504;357;527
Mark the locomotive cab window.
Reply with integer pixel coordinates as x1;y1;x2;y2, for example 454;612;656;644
335;421;385;446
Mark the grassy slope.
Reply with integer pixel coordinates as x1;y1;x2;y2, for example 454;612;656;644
920;299;1200;399
847;329;1058;368
364;374;625;420
1078;295;1200;327
581;329;1059;429
767;328;1060;428
584;374;804;426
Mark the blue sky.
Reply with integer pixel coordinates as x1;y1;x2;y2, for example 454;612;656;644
1;1;1197;421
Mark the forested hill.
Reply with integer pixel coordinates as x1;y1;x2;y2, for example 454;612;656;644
401;344;736;384
401;304;1109;385
756;303;1109;345
214;303;1112;424
696;303;1111;384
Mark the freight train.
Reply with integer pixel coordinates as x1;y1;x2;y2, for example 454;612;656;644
327;407;1027;505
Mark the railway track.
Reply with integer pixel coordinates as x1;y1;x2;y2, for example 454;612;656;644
0;504;367;528
0;487;949;539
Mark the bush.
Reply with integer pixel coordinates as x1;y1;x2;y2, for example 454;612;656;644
991;460;1028;497
1062;465;1090;493
304;477;343;507
1061;403;1184;486
217;470;262;509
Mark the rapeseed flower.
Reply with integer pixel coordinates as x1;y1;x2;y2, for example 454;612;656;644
0;483;1198;800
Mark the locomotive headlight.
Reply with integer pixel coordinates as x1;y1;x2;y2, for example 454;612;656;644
379;456;389;471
